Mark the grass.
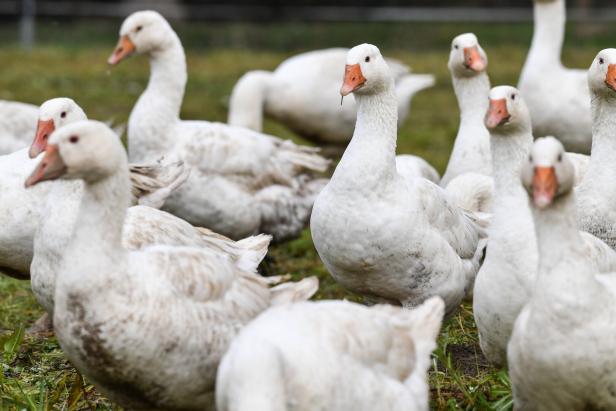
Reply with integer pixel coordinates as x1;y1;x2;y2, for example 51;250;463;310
0;18;610;409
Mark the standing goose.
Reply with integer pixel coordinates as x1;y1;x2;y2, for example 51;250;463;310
108;10;330;242
217;297;444;411
518;0;591;153
576;48;616;250
311;44;486;315
227;48;435;146
508;137;616;410
25;120;319;411
440;33;491;187
0;100;38;154
473;87;616;367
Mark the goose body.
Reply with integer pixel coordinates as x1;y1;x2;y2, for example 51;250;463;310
518;0;591;153
576;49;616;250
311;44;486;315
474;87;616;367
0;100;38;154
217;297;444;411
508;137;616;410
109;11;329;242
440;33;492;187
26;120;318;411
228;48;435;145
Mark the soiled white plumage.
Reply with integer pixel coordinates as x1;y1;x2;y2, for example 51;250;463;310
0;100;38;154
576;49;616;250
518;0;591;153
110;11;329;241
508;137;616;410
474;88;616;367
228;48;435;145
30;120;318;411
311;44;486;316
217;297;444;411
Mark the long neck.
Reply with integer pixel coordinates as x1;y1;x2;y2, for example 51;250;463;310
490;128;532;198
227;70;271;132
128;34;187;160
528;0;566;68
333;83;398;189
533;192;600;307
454;72;491;123
59;166;131;290
586;92;616;180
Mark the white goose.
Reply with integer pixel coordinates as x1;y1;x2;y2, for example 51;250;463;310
518;0;591;153
227;48;435;145
108;10;330;242
217;297;444;411
0;100;38;154
311;44;486;315
26;120;319;411
576;48;616;250
508;137;616;410
28;98;275;322
440;33;491;187
472;87;616;367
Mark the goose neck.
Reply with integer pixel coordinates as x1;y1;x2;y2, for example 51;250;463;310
588;94;616;175
528;0;566;68
146;37;187;114
334;84;398;187
490;129;532;195
453;72;490;121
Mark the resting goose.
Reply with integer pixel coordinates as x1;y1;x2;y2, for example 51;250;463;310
518;0;591;153
108;10;330;242
473;87;616;367
25;120;319;411
311;44;486;315
227;48;435;145
440;33;491;187
0;100;38;154
217;297;444;411
27;99;275;323
576;49;616;250
508;137;616;410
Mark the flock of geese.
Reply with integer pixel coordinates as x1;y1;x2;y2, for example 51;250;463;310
1;0;614;409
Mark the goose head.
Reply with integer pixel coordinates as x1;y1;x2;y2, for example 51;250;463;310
30;98;87;159
485;86;531;133
448;33;488;78
26;120;125;187
587;48;616;98
340;43;393;97
108;10;175;65
521;137;574;209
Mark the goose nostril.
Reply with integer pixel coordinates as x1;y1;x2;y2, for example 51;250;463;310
117;47;124;54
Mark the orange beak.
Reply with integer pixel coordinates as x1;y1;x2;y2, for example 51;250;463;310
29;119;55;159
340;64;366;96
108;35;136;65
605;64;616;92
485;98;510;129
25;145;67;188
463;46;486;72
532;166;558;209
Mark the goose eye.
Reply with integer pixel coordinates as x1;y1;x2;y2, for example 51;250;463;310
69;135;79;144
599;57;605;65
60;111;66;118
528;155;533;163
454;45;459;50
557;153;563;162
365;56;370;63
136;25;143;32
511;94;516;101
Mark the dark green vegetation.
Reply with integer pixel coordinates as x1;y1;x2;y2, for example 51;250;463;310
0;18;609;410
